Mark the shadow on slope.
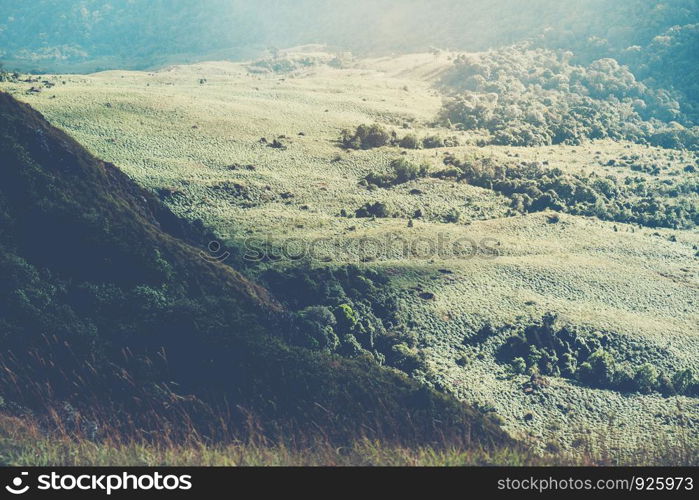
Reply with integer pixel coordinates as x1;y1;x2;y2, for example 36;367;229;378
0;92;509;448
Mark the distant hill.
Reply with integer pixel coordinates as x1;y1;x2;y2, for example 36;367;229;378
0;91;509;447
1;0;696;71
2;1;697;124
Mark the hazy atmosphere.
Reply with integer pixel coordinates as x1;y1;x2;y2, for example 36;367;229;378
2;0;697;69
0;0;698;472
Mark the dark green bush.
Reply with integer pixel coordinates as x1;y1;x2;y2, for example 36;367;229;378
580;349;616;388
365;158;429;188
297;305;339;350
393;158;428;183
437;154;698;229
356;201;391;218
399;134;421;149
392;343;425;372
341;124;391;150
501;315;696;397
340;334;363;357
511;357;527;374
261;265;413;368
443;208;461;223
634;363;659;394
672;369;696;395
422;135;445;149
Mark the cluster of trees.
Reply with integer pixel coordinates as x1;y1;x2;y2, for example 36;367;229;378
438;154;698;229
365;158;429;188
536;17;699;125
248;55;325;74
355;201;392;218
399;133;460;149
440;48;699;150
262;266;424;372
340;124;393;150
500;314;699;397
340;124;458;150
622;24;699;124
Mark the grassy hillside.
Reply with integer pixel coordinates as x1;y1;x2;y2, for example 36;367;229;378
0;90;516;453
2;51;696;460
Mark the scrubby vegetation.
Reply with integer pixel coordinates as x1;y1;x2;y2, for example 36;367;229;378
2;6;697;461
0;92;511;451
0;64;17;83
341;124;393;150
436;154;698;229
499;314;699;397
341;124;458;151
262;266;427;373
248;55;326;74
365;158;430;188
399;133;421;149
355;201;392;218
440;48;699;150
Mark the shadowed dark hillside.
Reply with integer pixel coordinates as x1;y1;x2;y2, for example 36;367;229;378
0;92;510;447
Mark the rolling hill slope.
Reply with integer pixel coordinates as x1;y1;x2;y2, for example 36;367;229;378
3;54;695;457
0;91;511;448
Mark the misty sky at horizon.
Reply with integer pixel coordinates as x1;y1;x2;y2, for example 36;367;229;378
0;0;697;71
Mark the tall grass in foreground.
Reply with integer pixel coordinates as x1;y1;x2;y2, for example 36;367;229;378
0;340;696;466
0;413;552;466
0;413;696;466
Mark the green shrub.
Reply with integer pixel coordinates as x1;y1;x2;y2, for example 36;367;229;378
511;357;527;374
340;334;364;357
340;129;362;149
422;135;445;149
395;158;428;182
657;373;676;397
365;159;428;188
334;303;359;332
456;354;469;367
672;369;696;395
297;306;339;350
341;124;391;149
356;201;391;218
364;171;394;188
443;208;461;224
581;350;615;388
634;363;659;394
392;343;424;372
560;352;577;378
399;134;421;149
